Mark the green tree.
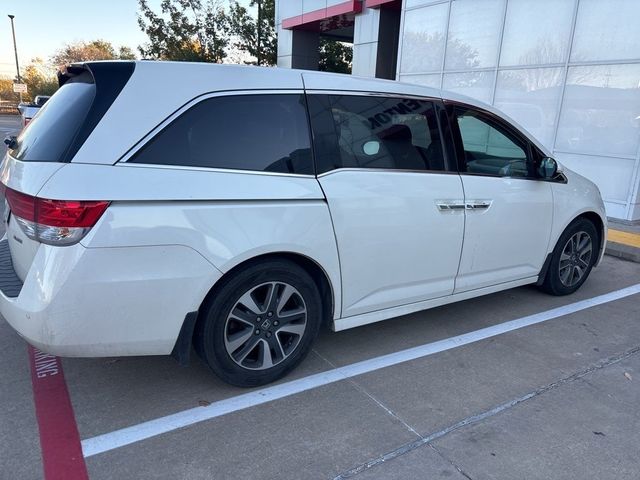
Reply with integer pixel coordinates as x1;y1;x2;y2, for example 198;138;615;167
0;77;20;108
137;0;228;63
0;59;58;106
319;38;353;74
51;40;136;67
22;58;58;101
227;0;276;66
118;46;137;60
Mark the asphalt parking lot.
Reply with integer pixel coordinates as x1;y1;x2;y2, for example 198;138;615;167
0;114;20;140
1;251;639;479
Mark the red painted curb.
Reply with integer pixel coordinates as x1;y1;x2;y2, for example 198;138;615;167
28;345;89;480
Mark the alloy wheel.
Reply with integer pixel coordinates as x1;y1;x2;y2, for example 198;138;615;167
224;282;308;370
558;231;593;287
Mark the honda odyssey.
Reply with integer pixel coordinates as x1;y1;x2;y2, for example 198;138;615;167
0;61;606;386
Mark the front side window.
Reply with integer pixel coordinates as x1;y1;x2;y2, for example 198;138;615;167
130;94;313;175
308;94;445;174
454;107;531;178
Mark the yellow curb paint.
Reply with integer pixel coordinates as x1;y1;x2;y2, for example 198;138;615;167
608;229;640;249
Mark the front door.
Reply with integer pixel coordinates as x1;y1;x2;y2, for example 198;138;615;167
449;104;553;293
307;93;465;318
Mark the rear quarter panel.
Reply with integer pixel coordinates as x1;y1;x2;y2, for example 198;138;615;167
0;155;64;196
39;163;343;318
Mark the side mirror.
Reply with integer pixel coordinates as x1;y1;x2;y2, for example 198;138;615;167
3;136;17;150
538;157;558;179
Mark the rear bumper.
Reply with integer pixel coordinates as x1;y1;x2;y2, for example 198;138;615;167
0;240;220;357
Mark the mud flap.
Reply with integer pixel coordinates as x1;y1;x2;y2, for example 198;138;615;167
171;311;198;366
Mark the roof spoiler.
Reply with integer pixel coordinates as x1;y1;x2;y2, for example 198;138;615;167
57;61;136;87
57;63;90;87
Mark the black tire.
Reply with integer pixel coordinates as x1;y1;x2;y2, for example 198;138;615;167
539;218;599;296
194;259;322;387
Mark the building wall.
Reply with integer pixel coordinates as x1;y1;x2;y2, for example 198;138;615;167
276;0;359;70
351;6;381;77
397;0;640;222
276;0;640;222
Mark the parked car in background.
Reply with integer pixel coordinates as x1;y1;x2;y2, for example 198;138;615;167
0;61;607;387
17;95;51;128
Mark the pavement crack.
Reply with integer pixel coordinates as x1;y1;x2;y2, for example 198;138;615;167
579;322;599;337
311;349;423;439
350;382;424;440
333;345;640;479
429;444;474;480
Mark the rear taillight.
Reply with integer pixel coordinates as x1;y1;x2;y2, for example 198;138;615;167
4;187;109;246
23;118;31;128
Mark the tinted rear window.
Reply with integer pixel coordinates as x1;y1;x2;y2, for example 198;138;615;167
307;94;445;173
130;94;313;175
10;82;95;162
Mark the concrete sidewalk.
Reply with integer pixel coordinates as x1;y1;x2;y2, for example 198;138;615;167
607;220;640;263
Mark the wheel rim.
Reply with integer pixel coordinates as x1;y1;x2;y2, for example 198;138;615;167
224;282;308;370
559;231;593;287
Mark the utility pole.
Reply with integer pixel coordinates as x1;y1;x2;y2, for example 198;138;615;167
7;15;22;103
257;0;262;66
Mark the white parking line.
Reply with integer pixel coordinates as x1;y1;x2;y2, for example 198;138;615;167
81;283;640;458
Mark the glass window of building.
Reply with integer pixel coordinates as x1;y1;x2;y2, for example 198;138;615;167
445;0;504;70
500;0;576;67
494;67;564;149
555;64;640;157
400;73;442;88
443;71;495;104
400;3;449;74
571;0;640;62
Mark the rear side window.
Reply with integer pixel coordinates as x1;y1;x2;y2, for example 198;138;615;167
307;94;445;174
130;94;313;175
10;82;96;162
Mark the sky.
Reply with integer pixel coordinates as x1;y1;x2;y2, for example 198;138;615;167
1;0;252;77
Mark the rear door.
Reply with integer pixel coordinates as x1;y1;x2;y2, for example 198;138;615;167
448;103;553;292
307;93;465;318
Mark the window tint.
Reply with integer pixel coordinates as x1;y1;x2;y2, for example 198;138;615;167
10;81;96;162
131;94;313;175
307;94;445;173
454;107;530;177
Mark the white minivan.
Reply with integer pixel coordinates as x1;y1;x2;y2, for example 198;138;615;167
0;61;606;386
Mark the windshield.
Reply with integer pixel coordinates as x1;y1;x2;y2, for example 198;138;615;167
9;81;95;162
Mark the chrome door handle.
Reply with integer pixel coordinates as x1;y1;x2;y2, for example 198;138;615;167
465;200;492;210
436;201;466;211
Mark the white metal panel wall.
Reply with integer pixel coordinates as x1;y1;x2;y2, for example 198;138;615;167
396;0;640;222
352;6;380;77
